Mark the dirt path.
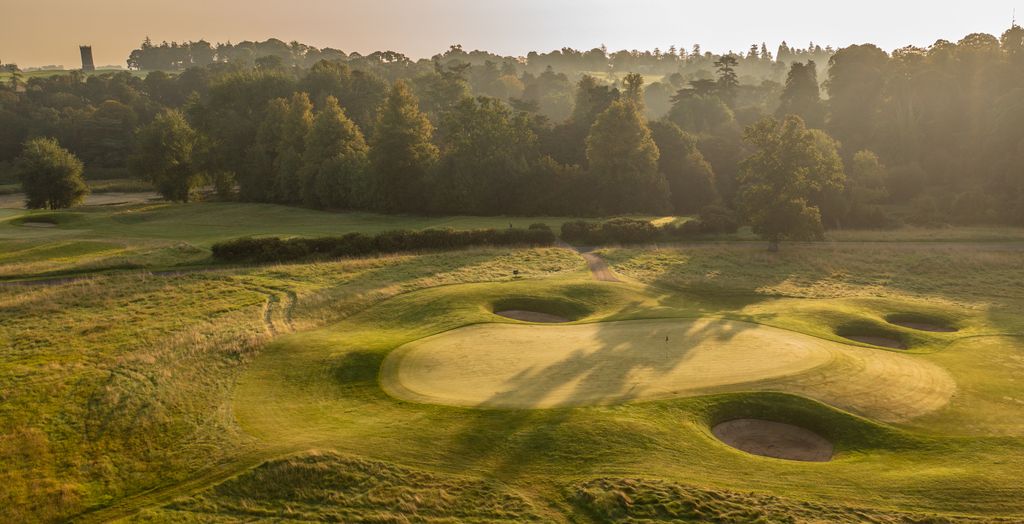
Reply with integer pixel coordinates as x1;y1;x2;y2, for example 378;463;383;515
558;242;620;282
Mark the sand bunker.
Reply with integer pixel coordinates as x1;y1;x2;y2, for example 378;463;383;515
380;319;956;422
842;335;906;349
712;419;833;462
495;310;570;323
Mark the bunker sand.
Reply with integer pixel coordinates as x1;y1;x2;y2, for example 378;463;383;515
712;419;834;462
381;319;955;422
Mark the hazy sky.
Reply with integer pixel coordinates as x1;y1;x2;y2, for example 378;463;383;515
2;0;1021;68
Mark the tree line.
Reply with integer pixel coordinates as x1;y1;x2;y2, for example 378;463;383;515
5;26;1024;242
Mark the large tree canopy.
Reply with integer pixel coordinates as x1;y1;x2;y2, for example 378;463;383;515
369;81;438;212
301;96;369;209
738;115;845;250
586;99;669;214
130;109;202;202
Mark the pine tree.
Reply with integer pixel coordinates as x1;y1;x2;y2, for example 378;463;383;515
369;80;438;212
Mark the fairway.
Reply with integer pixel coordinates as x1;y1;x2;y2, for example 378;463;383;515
381;318;956;421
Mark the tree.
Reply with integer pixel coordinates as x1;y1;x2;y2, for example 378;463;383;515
667;92;735;133
435;96;538;214
241;98;288;202
738;115;845;250
369;80;438;212
275;92;314;204
714;54;740;107
622;72;645;108
777;61;824;128
550;75;619;165
16;137;89;209
301;96;369;209
130;110;203;202
649;121;718;214
585;99;669;214
825;44;889;152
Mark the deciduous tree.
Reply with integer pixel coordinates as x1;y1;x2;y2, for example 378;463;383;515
16;137;89;209
738;115;845;250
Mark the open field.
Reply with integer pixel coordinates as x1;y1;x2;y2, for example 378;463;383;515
4;203;1024;522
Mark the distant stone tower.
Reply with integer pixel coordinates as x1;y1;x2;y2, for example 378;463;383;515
80;45;95;72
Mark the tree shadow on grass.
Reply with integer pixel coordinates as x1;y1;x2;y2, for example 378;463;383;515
438;307;761;481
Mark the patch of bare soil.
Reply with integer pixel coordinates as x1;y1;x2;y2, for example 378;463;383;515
580;252;619;282
843;335;906;349
494;310;570;323
712;419;833;462
888;320;957;333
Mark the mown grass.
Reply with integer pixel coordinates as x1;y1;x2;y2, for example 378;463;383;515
0;202;586;280
4;204;1024;522
221;276;1024;520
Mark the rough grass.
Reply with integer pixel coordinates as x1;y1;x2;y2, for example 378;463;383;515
570;477;1015;523
130;451;546;523
0;247;583;522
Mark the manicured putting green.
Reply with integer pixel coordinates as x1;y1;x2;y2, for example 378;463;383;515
380;319;956;422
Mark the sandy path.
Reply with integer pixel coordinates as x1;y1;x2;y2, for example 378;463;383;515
558;242;620;282
380;318;956;422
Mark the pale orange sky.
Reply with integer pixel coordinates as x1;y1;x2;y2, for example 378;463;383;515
2;0;1020;68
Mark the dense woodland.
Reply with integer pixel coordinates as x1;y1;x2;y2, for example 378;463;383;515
3;27;1024;231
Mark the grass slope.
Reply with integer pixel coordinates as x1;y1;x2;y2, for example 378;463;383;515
4;204;1024;521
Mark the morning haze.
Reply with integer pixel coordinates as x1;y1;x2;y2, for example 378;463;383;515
2;0;1020;67
4;0;1024;522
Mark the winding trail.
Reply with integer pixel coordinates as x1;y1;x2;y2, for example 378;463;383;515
558;241;620;282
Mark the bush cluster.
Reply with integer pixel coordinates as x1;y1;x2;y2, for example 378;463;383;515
560;207;739;245
211;225;556;263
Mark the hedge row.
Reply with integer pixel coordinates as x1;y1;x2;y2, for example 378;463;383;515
212;224;556;263
560;206;739;245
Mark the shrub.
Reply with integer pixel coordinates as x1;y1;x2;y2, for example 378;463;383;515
697;205;739;234
211;225;556;263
